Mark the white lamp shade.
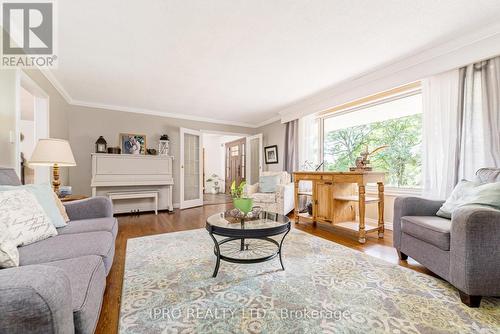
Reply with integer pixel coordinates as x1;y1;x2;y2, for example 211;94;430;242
30;138;77;167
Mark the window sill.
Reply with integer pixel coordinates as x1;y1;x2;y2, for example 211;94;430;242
366;185;422;197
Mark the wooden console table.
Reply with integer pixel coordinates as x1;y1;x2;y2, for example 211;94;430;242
293;171;385;243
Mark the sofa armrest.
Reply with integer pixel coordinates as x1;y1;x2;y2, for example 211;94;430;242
276;183;295;215
64;196;113;221
244;183;259;197
0;265;74;334
449;205;500;296
393;196;444;249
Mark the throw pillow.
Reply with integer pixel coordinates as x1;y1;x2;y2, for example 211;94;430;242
0;222;19;268
0;184;67;227
0;189;57;247
259;175;280;193
52;192;70;223
437;180;500;219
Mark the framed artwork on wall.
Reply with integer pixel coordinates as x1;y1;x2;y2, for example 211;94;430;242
264;145;278;164
120;133;147;155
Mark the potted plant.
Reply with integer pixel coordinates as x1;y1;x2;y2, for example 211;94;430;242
230;180;253;214
206;174;222;194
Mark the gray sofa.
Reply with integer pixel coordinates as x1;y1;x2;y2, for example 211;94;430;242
393;168;500;307
0;168;117;334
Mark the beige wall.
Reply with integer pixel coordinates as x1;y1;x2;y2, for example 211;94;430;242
256;120;286;172
67;105;254;203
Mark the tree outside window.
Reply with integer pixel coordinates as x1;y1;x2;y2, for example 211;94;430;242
323;99;422;188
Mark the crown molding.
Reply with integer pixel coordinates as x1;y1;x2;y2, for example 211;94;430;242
279;22;500;123
70;99;267;128
255;115;282;128
38;68;74;104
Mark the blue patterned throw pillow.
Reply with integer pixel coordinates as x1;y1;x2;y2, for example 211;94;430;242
259;175;280;193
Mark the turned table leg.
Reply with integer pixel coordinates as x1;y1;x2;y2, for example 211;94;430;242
294;180;299;224
377;182;384;238
358;185;366;244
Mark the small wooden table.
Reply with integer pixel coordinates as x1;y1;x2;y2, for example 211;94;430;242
293;171;385;243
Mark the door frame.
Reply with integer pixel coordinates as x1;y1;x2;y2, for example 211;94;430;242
180;127;204;209
246;133;263;186
16;70;50;184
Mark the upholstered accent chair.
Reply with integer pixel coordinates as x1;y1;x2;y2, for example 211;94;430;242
393;168;500;307
245;171;294;215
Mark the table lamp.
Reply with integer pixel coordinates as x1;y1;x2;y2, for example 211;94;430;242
30;138;76;194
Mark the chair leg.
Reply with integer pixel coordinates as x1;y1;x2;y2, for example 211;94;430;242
459;291;482;308
397;250;408;261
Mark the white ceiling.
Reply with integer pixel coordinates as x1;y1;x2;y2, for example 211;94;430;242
53;0;500;127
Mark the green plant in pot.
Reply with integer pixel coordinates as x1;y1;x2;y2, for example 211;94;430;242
231;180;253;214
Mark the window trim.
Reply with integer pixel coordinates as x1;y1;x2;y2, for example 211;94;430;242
318;86;423;190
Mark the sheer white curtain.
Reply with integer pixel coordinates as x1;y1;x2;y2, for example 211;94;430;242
298;114;319;170
422;69;461;199
458;57;500;179
423;56;500;199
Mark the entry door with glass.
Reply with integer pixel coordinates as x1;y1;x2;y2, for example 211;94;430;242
180;128;203;209
225;138;246;193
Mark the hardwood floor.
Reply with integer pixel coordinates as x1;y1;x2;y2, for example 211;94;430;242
95;204;434;334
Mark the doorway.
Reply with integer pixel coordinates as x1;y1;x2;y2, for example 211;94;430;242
201;132;242;205
16;71;50;184
181;129;263;208
225;138;246;193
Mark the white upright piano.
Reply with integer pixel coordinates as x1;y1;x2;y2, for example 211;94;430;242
91;153;174;214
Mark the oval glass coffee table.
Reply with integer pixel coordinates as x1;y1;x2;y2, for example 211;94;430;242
206;211;291;277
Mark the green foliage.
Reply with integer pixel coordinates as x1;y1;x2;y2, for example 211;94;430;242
324;114;422;187
230;180;247;198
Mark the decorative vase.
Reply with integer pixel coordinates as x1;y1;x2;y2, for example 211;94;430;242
233;198;253;214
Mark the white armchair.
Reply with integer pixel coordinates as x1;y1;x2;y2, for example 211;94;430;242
244;171;294;215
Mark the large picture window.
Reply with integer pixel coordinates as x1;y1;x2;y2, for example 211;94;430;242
322;91;422;188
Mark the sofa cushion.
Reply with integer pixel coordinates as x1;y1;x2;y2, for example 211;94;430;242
18;231;115;274
45;255;106;334
437;180;500;219
58;217;118;238
401;216;451;251
250;192;277;203
259;175;280;193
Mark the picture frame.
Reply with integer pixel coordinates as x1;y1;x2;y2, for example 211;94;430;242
119;133;147;155
264;145;279;164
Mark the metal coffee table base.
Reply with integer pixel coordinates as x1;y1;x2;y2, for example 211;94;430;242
208;232;290;278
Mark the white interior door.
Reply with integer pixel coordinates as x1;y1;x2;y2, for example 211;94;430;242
180;127;203;209
246;133;263;185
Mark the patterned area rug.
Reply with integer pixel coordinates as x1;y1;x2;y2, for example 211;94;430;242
119;229;500;333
